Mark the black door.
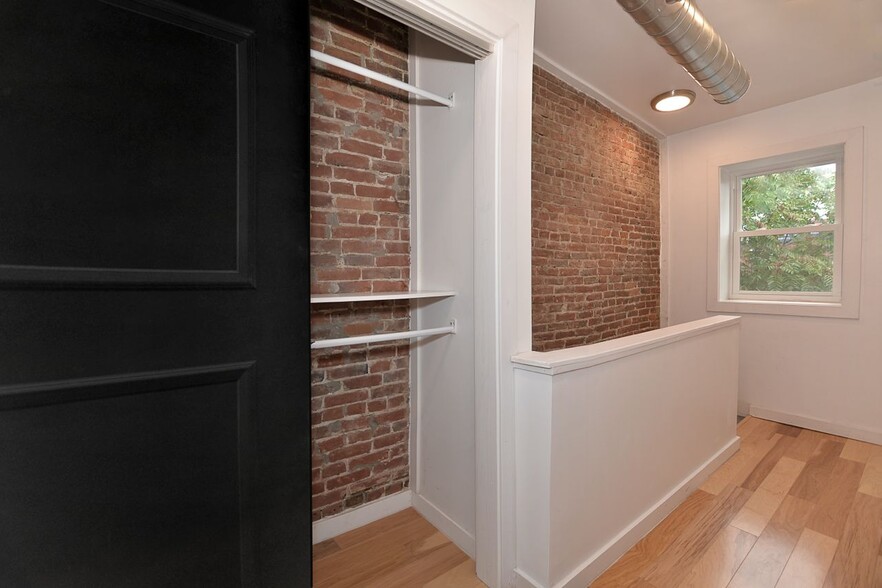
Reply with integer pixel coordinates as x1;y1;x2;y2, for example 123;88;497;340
0;0;311;586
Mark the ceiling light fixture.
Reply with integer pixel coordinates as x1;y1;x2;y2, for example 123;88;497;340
651;89;696;112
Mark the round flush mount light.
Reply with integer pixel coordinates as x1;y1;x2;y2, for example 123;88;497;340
650;89;696;112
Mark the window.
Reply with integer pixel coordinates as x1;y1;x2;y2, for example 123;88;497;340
707;128;864;318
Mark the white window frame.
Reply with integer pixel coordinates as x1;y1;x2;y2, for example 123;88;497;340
707;128;864;318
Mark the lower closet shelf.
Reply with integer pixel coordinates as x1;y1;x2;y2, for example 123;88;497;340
310;320;457;349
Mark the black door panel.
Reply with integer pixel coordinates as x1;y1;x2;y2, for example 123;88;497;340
0;1;311;585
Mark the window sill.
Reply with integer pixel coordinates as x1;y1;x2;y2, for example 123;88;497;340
708;298;858;319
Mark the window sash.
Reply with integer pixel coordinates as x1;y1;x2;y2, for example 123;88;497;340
729;158;843;302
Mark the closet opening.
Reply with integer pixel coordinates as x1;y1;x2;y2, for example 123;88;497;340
308;0;492;584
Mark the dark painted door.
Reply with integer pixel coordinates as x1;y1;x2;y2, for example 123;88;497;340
0;1;311;586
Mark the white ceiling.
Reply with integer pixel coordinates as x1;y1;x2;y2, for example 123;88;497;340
534;0;882;136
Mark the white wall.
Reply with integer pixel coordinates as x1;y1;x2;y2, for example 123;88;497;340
513;317;741;587
410;32;477;556
667;77;882;442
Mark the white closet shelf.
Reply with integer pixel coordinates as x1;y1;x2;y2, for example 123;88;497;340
310;291;456;304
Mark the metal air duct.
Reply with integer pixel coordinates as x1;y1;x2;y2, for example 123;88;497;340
616;0;750;104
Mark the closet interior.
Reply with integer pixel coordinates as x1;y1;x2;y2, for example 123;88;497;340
309;0;479;562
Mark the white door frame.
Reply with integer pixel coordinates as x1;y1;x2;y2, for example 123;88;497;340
360;1;534;586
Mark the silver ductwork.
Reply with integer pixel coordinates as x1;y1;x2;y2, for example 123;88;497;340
616;0;750;104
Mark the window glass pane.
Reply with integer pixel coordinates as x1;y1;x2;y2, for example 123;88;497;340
741;163;836;231
739;231;834;292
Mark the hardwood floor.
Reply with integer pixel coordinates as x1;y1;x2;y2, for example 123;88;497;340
592;416;882;587
312;508;486;587
313;417;882;587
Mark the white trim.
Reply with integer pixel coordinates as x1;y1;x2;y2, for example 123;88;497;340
412;492;477;558
311;490;413;544
351;0;493;59
551;437;741;588
659;137;671;328
749;406;882;446
472;42;506;588
340;3;534;586
310;290;455;304
533;50;665;140
727;148;842;302
513;569;544;588
511;316;740;375
407;25;422;527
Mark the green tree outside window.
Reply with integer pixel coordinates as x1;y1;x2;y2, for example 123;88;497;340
738;164;836;292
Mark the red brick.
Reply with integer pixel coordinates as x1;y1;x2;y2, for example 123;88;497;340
325;468;371;491
310;0;410;524
321;462;346;479
323;390;369;408
531;65;659;352
326;151;371;169
340;138;384;158
327;441;372;463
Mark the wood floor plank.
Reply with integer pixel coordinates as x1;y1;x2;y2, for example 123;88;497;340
776;528;838;588
363;541;468;588
639;485;752;587
823;492;882;588
738;416;779;444
591;490;717;587
742;436;796;491
731;456;805;536
759;456;808;497
736;416;763;440
750;418;786;442
331;507;421;550
784;428;826;462
789;438;846;502
313;512;444;587
805;457;864;539
775;423;802;438
875;556;882;588
313;538;342;560
727;495;814;588
841;438;880;464
859;448;882;499
423;558;487;588
676;525;755;588
311;508;482;588
702;434;783;495
730;506;768;538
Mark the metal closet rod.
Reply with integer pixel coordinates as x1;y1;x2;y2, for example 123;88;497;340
310;49;454;108
310;321;457;349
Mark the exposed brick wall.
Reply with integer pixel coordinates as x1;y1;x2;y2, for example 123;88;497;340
309;0;411;521
532;66;660;352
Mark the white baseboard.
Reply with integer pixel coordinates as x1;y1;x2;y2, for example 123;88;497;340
514;568;544;588
750;406;882;445
312;490;412;544
411;492;476;558
552;437;741;588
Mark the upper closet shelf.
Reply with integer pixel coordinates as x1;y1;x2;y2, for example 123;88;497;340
310;49;454;108
310;291;456;304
